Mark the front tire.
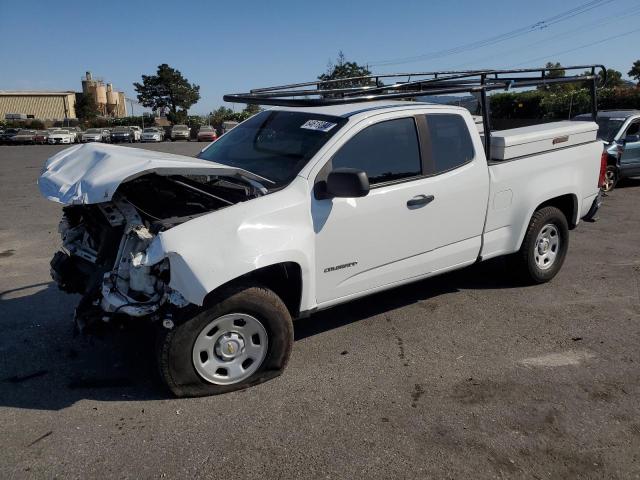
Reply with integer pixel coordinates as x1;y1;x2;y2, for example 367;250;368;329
156;285;293;397
511;206;569;284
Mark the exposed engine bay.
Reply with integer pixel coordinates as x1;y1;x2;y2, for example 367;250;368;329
50;173;262;327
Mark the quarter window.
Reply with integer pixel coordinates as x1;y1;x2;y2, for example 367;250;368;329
425;114;474;174
330;118;422;185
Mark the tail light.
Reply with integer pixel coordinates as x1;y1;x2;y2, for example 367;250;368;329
598;151;607;189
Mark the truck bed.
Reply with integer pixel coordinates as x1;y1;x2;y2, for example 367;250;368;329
480;122;602;260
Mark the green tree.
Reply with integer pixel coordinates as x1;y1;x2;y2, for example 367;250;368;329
600;68;624;88
628;60;640;85
233;104;262;122
318;51;376;94
537;62;572;92
134;64;200;124
582;68;624;89
75;93;100;122
209;106;235;129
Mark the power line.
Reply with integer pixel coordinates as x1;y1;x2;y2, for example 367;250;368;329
366;0;616;67
451;4;640;70
509;26;640;67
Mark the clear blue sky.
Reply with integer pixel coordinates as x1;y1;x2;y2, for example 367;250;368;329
1;0;639;114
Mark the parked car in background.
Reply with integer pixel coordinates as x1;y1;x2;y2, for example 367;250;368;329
34;130;49;144
82;128;111;143
197;125;217;142
11;129;38;144
141;127;164;142
130;126;142;142
0;128;19;144
222;120;239;134
59;126;81;143
110;126;136;143
48;129;74;144
170;124;190;141
573;110;640;192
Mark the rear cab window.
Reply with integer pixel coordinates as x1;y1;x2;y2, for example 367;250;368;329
423;114;475;174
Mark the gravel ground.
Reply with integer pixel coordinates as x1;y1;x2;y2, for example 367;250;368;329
1;143;639;479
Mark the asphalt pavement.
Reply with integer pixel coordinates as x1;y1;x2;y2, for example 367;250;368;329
1;143;639;479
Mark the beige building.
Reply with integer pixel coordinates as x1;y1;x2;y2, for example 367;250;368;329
0;91;77;120
1;71;128;121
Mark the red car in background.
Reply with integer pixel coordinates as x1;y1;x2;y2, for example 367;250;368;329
197;125;218;142
34;130;49;144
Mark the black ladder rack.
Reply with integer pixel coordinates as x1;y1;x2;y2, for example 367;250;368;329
223;65;606;160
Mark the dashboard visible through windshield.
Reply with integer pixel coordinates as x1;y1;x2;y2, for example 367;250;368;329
197;110;347;188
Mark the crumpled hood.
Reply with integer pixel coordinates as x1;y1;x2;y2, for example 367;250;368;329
38;143;267;205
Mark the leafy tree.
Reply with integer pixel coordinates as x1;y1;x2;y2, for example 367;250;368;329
234;104;262;122
629;60;640;85
600;69;623;88
209;106;235;129
134;64;200;124
581;68;624;89
318;51;377;95
75;93;100;122
537;62;571;92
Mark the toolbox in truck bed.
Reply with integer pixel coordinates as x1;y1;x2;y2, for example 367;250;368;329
490;121;599;161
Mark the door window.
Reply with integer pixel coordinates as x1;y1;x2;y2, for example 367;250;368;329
330;117;422;185
625;121;640;140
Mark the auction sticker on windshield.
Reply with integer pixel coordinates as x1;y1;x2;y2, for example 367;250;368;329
300;120;337;132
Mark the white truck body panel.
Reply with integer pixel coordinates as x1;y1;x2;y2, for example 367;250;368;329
39;102;602;317
306;107;490;306
482;140;602;260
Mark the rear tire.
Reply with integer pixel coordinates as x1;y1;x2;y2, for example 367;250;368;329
511;206;569;284
156;285;293;397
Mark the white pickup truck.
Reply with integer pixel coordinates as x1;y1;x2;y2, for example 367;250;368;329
39;68;606;397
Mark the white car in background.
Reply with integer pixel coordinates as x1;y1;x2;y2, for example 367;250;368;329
141;127;164;142
47;130;74;144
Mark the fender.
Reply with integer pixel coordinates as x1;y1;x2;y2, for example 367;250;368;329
152;177;317;311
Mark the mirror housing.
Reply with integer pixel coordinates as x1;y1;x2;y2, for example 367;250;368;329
324;168;370;198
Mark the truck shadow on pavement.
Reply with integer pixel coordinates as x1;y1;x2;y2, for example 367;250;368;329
0;258;516;410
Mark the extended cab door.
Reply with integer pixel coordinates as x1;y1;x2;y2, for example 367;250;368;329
311;111;490;306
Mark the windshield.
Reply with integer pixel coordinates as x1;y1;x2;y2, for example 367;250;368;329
197;110;347;188
143;128;158;133
173;125;188;130
573;115;626;142
52;130;68;134
594;118;626;142
86;129;101;133
113;126;129;132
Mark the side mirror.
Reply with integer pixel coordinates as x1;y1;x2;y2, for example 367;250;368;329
324;168;370;198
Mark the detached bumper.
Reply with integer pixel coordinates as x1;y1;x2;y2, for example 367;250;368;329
583;190;603;222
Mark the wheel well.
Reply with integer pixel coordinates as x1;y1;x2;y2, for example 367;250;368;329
203;263;303;318
536;194;578;229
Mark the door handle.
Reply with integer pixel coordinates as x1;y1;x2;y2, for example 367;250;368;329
407;194;435;208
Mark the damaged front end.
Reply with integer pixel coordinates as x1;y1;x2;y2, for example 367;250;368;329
49;172;261;330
